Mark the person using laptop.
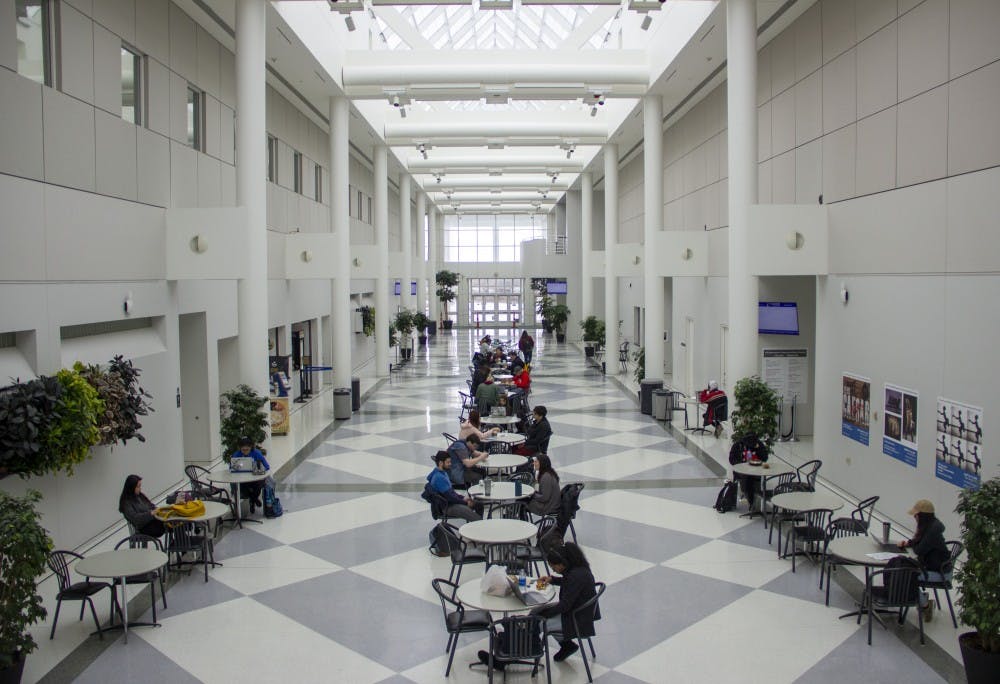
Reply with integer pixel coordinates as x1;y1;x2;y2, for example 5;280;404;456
897;499;950;621
230;436;270;514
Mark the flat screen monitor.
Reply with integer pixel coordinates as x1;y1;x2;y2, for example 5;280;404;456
758;302;799;335
547;280;567;295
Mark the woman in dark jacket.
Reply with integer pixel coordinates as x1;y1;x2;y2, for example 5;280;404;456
526;454;560;516
533;543;599;661
118;474;165;537
898;499;950;618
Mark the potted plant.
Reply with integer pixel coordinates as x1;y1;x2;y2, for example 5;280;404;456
435;270;460;330
730;376;780;455
359;306;376;337
394;309;415;360
537;294;554;334
220;384;268;461
412;312;431;346
579;316;606;358
0;490;53;683
955;476;1000;683
547;304;570;343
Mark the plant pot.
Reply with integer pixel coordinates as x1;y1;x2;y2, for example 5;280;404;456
418;335;428;346
0;653;25;684
427;321;437;335
584;345;594;358
960;632;1000;684
556;333;566;343
443;320;454;331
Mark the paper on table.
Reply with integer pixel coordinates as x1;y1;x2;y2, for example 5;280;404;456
866;552;903;561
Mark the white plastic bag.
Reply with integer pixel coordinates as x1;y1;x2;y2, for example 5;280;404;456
481;564;510;597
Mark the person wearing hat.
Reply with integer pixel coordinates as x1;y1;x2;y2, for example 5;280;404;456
898;499;950;620
698;380;727;438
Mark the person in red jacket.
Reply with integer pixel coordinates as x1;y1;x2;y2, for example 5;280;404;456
698;380;727;437
505;365;531;415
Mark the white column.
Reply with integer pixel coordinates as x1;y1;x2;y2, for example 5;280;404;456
399;173;412;311
580;171;593;320
415;190;427;313
374;145;390;375
235;0;269;402
643;94;665;381
329;96;352;389
727;0;759;385
429;205;440;325
603;143;620;374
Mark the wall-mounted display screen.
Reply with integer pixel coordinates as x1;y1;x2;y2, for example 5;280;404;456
547;279;567;295
759;302;799;335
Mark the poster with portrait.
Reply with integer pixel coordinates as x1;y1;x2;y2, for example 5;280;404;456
841;373;871;446
935;397;983;489
883;384;918;467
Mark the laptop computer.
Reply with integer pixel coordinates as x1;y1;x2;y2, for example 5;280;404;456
230;456;255;473
871;533;902;551
506;576;549;606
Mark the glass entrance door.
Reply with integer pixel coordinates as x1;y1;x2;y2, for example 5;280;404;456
468;279;523;325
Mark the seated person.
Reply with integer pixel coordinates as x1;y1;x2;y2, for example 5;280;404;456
471;362;490;396
898;499;950;620
427;451;482;523
508;351;525;375
477;542;598;671
119;474;166;537
459;409;500;441
728;435;769;506
505;365;531;415
526;454;561;516
515;406;552;456
230;436;271;513
447;434;488;486
698;380;727;437
475;373;503;415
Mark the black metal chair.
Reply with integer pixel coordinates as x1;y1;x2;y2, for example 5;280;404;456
164;519;214;582
548;581;606;683
783;508;834;573
442;432;458;445
618;341;629;372
458;391;476;420
918;540;964;628
485;614;551;684
431;578;492;677
830;495;879;536
185;464;236;531
792;459;822;492
113;535;167;623
486;439;512;455
557;483;584;543
485;542;534;576
764;474;798;540
518;515;559;576
861;564;924;646
47;550;120;641
436;521;486;584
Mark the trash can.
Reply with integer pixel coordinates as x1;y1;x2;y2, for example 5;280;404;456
663;390;676;422
334;388;352;420
351;377;361;411
652;389;670;421
639;378;664;415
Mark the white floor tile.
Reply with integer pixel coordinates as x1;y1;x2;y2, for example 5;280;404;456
560;448;689;479
544;395;631;411
549;414;648;433
662;539;792;588
591;432;670;448
311;450;431;483
326;433;407;450
616;589;858;684
210;545;341;596
351;546;460;605
581;490;752;539
254;493;427;545
140;597;395;683
579;545;655;586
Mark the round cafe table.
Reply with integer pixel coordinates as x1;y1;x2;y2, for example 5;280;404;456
469;482;535;503
208;469;271;525
770;491;844;513
75;548;168;643
154;500;228;581
481;414;520;428
826;535;914;620
486;432;526;447
731;461;795;518
456;577;556;618
458;518;537;545
479;452;530;478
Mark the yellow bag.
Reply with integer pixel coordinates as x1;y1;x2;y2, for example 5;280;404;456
156;500;205;519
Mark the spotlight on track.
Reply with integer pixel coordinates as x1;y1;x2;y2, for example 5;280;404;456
591;105;598;117
345;15;356;31
640;14;652;31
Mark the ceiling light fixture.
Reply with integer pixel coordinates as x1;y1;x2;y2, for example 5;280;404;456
590;105;598;117
640;14;652;31
399;105;407;118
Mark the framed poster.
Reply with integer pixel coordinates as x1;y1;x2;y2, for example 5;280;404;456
883;384;918;467
841;373;871;446
935;398;982;489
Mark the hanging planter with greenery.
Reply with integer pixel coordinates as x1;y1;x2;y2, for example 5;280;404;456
45;368;104;475
730;376;780;454
75;356;153;447
0;489;52;678
360;306;376;337
220;384;268;461
0;376;62;479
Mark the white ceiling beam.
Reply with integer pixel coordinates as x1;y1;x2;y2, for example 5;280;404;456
418;176;571;190
342;59;647;89
559;6;617;49
430;192;558;202
372;7;434;49
406;155;584;172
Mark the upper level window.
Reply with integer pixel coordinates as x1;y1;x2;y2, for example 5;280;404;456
314;164;322;202
186;86;203;150
16;0;51;85
293;151;303;194
267;136;277;182
121;45;142;125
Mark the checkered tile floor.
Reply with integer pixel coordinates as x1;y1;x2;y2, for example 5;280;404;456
67;331;952;683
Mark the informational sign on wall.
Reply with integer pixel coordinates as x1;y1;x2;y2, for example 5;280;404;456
842;373;871;446
762;349;809;404
883;384;918;467
935;397;983;489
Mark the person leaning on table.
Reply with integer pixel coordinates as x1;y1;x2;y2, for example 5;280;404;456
897;498;950;621
459;409;500;442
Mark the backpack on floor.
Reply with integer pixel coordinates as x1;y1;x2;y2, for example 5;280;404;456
263;483;283;518
714;480;738;513
428;521;460;557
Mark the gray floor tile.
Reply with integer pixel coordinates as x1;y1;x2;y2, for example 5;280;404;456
73;633;202;684
212;526;285;561
294;511;430;568
572;510;712;564
794;628;949;684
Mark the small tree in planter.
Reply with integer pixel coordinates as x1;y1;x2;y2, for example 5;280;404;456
0;490;53;682
730;376;780;456
435;270;460;330
537;295;554;334
955;476;1000;683
579;316;606;357
394;309;415;360
220;384;268;461
547;304;571;343
412;312;431;346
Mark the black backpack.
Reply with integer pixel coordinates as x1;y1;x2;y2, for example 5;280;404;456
421;483;449;520
714;480;739;513
428;521;461;557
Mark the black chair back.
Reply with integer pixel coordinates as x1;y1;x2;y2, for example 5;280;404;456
494;614;546;662
795;459;822;491
871;563;921;607
486;440;511;454
707;395;728;422
508;470;533;485
47;550;81;593
572;581;606;637
442;432;458;444
851;495;879;530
